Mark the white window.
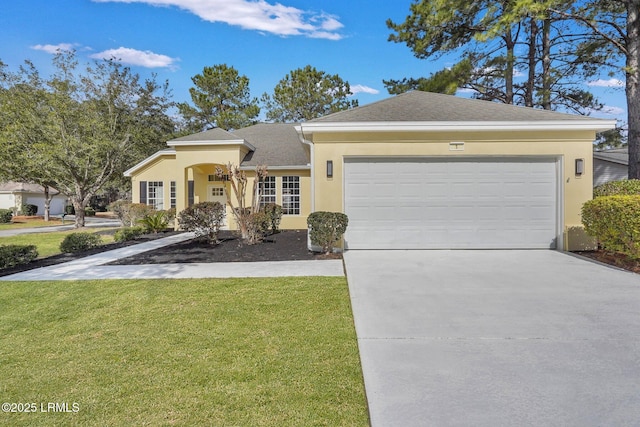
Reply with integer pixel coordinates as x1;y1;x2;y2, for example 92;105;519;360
210;187;224;197
170;181;176;209
148;181;164;210
259;176;276;207
282;176;300;215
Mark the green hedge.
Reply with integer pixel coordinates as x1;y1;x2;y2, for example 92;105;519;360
114;226;145;242
59;232;103;253
307;211;349;254
0;245;39;269
21;204;38;216
0;209;13;223
261;203;283;234
593;179;640;197
582;195;640;258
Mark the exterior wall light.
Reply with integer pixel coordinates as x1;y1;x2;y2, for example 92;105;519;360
575;158;584;175
327;160;333;178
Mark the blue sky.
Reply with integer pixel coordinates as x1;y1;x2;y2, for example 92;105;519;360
0;0;627;123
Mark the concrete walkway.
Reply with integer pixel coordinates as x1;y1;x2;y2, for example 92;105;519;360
0;232;344;281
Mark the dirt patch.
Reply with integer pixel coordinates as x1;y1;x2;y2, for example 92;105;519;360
574;250;640;274
108;230;334;265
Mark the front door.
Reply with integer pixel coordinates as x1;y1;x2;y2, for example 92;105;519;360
207;185;228;228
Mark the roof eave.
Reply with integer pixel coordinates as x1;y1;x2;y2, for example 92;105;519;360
298;120;618;133
239;165;311;171
593;154;629;165
167;139;256;151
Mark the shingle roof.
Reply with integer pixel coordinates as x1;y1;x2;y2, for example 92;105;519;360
169;127;240;143
310;90;599;123
0;181;53;193
234;123;309;167
593;147;628;165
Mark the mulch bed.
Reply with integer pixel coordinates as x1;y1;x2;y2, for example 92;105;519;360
574;250;640;274
108;230;336;265
0;230;337;277
0;230;181;278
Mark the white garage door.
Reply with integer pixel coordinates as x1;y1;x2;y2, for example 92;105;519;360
344;157;559;249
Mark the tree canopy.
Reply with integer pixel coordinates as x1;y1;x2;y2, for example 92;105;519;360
261;65;358;122
0;52;176;226
386;0;604;114
177;64;260;132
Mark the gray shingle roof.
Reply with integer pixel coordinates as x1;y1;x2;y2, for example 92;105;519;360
234;123;309;167
593;147;628;165
310;91;599;123
169;127;240;143
0;181;55;193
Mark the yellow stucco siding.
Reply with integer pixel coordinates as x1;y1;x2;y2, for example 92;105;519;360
130;155;178;210
310;129;597;251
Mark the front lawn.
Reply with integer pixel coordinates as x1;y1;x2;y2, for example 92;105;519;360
0;229;117;258
0;277;367;426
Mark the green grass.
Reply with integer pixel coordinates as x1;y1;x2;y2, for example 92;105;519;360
0;278;368;426
0;229;117;258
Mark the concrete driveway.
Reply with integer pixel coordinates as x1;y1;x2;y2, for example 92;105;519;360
344;250;640;426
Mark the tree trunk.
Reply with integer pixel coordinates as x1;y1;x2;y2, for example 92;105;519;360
627;0;640;179
43;185;51;222
73;198;86;228
525;18;538;107
541;17;552;110
505;32;515;104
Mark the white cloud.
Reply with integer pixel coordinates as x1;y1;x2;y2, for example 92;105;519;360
350;84;379;95
456;88;477;94
31;43;78;54
600;105;625;115
92;0;343;39
587;78;625;88
89;47;178;68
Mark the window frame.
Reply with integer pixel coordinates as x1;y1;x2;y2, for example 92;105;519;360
147;181;164;210
259;176;277;207
281;176;300;215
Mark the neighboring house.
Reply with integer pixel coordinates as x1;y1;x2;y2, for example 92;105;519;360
0;181;67;215
125;91;615;251
593;147;628;187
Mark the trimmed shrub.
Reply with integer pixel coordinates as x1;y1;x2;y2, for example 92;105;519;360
138;211;169;233
307;211;349;254
593;179;640;197
65;205;75;215
84;207;96;217
164;208;176;222
59;232;103;253
108;200;155;226
114;226;145;242
582;195;640;258
0;245;38;269
21;204;38;216
0;209;13;223
261;203;283;234
245;211;270;245
178;202;225;244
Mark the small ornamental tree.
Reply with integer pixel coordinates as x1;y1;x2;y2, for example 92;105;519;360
307;211;349;255
216;163;268;244
178;201;226;244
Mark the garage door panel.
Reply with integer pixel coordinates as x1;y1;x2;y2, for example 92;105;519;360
344;158;558;249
